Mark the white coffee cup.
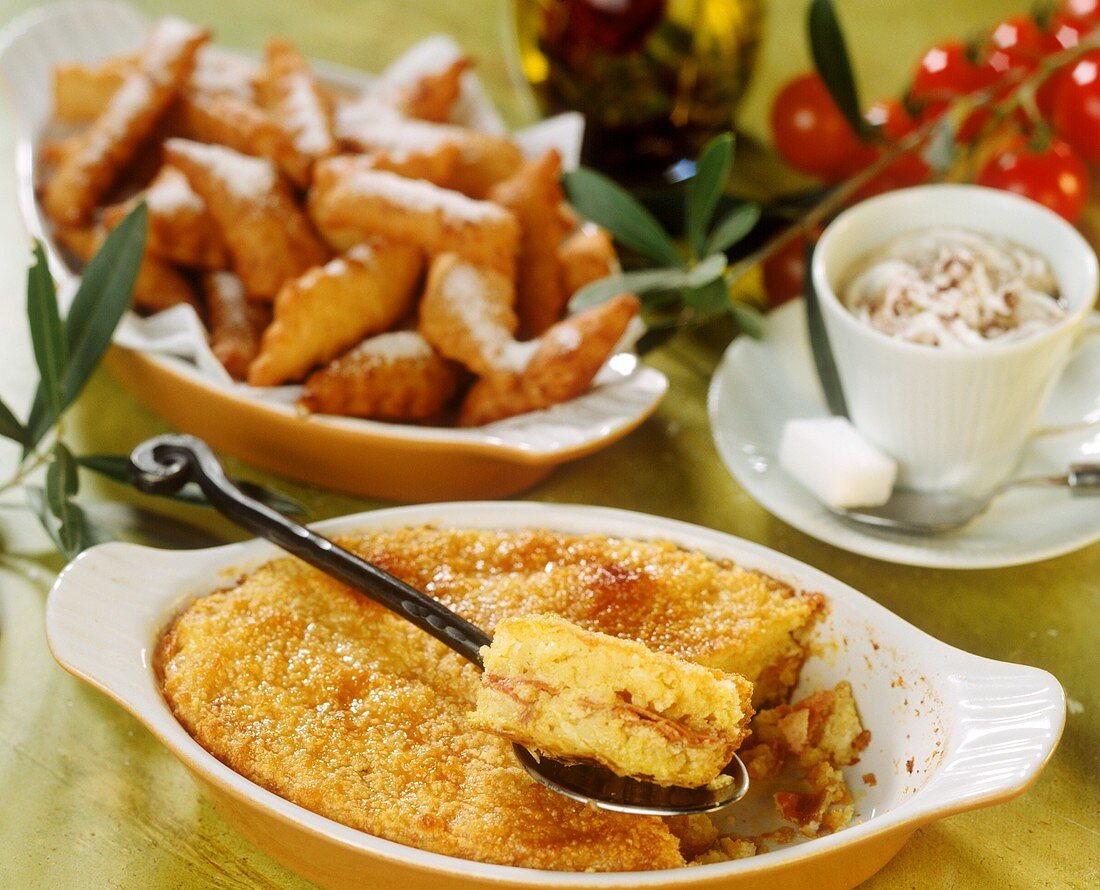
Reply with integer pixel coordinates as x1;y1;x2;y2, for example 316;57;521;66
812;184;1099;493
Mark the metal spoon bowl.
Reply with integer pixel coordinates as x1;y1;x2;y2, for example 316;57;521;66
129;434;750;816
831;464;1100;534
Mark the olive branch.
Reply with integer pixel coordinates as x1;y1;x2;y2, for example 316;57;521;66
0;203;304;559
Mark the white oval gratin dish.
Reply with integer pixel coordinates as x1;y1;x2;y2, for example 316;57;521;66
46;502;1065;890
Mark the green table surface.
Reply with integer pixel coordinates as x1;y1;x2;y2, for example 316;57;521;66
0;0;1096;887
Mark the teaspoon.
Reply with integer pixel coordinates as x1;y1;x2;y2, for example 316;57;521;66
830;463;1100;534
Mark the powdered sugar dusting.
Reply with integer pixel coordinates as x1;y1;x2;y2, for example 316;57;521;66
147;167;205;214
336;97;458;159
498;339;538;373
283;73;334;156
80;74;154;167
142;16;203;84
190;47;258;100
344;168;508;223
346;243;376;265
208;270;246;302
548;323;582;353
355;331;435;365
166;138;278;200
439;260;525;370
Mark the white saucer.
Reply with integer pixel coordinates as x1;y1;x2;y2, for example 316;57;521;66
708;300;1100;569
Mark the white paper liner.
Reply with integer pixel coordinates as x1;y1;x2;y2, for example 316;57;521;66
112;34;593;415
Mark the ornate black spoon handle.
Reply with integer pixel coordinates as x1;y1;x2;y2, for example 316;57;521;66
129;434;491;667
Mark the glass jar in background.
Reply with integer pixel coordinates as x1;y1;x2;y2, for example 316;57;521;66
512;0;765;182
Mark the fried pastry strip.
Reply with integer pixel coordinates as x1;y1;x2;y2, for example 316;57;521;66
204;271;269;380
255;38;337;177
489;150;570;338
301;331;458;420
165;138;330;300
52;55;136;123
393;57;471;122
334;98;522;198
458;293;639;426
308;162;519;273
558;225;617;296
54;223;201;315
417;253;520;376
43;17;209;225
103;165;229;269
248;240;423;386
174;91;311;188
312;147;458;194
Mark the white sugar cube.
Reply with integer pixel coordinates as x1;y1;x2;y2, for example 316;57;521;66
779;417;897;509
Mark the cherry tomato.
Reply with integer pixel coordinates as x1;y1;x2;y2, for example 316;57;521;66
769;74;867;180
762;234;811;307
984;16;1047;76
1062;0;1100;23
977;137;1090;223
1048;11;1088;50
1051;51;1100;162
840;99;931;196
1035;13;1086;119
910;41;984;119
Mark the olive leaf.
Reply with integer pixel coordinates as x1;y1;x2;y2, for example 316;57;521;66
730;302;766;340
24;202;148;448
684;278;731;315
808;0;868;141
686;133;734;260
27;483;108;559
26;242;66;428
45;441;82;556
77;453;309;517
562;168;685;268
569;268;697;312
0;395;25;444
705;202;762;256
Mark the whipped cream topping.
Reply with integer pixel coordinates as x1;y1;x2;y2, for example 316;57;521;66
842;227;1064;347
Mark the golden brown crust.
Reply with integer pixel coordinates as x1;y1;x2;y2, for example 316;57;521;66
301;332;459;420
158;527;825;871
158;541;687;871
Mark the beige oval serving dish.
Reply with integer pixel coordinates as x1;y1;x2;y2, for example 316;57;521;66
47;502;1065;890
0;1;668;502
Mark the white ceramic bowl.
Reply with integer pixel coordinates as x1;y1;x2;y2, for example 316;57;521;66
812;184;1099;493
47;503;1065;890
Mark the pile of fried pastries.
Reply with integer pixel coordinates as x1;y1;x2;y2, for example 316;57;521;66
39;17;638;427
